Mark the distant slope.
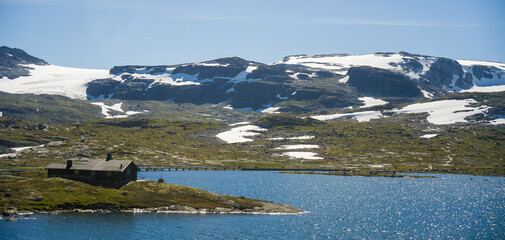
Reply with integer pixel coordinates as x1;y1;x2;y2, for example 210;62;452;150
1;46;505;111
0;91;103;124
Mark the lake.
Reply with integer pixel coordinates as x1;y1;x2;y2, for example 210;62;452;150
1;171;504;239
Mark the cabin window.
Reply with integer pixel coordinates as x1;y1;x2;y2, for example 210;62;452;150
90;171;95;176
106;171;111;177
127;168;131;175
74;170;79;175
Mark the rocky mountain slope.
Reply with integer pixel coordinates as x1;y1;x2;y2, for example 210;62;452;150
1;47;504;112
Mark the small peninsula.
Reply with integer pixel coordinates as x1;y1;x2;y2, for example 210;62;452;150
0;170;303;217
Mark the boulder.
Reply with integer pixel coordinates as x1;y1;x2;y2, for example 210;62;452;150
168;204;196;212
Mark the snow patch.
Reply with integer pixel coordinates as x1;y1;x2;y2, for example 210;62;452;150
392;99;489;125
261;107;281;114
358;97;388;108
460;85;505;93
229;121;250;126
457;60;505;71
289;136;315;140
421;90;434;98
282;152;323;160
311;111;384;122
339;76;349;83
276;94;288;100
420;134;438;139
216;125;267;143
275;145;319;150
490;118;505;125
268;136;315;141
91;102;146;119
198;63;230;67
277;54;404;72
0;144;45;158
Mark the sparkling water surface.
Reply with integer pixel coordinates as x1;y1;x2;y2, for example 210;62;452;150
1;171;504;239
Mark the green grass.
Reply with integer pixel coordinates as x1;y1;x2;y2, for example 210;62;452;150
0;170;263;213
1;90;505;176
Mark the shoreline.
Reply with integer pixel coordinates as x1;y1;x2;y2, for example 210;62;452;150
3;203;307;220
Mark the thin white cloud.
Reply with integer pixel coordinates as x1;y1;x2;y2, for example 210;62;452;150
313;18;485;27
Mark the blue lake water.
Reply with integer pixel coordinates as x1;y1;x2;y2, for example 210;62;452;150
1;171;504;239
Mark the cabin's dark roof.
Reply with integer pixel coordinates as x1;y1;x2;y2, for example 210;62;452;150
46;160;137;172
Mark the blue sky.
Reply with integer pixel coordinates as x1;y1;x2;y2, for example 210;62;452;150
1;0;504;69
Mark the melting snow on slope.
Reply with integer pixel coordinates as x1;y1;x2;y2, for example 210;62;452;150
311;99;495;125
275;145;319;150
393;99;489;125
457;60;505;92
457;60;505;71
358;97;388;108
420;134;438;139
268;136;315;141
277;53;436;78
261;106;281;114
91;102;146;119
421;90;434;98
460;85;505;93
229;121;250;126
338;76;349;83
282;152;323;160
216;125;267;143
278;54;404;71
311;111;384;122
490;118;505;125
0;144;45;158
0;64;110;99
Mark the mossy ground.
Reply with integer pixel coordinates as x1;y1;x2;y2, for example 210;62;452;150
0;170;262;213
1;112;504;176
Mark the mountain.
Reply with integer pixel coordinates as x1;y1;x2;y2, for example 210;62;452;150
0;46;48;79
1;47;504;176
1;46;505;112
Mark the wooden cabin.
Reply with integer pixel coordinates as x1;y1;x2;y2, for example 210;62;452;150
45;159;139;187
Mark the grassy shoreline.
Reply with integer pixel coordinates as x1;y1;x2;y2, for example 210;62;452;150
0;170;303;216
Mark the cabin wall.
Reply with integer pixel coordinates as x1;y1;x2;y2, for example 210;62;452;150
46;167;138;187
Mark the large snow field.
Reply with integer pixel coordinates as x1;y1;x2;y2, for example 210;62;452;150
0;64;110;99
392;99;489;125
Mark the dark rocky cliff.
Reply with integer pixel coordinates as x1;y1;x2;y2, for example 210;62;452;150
347;66;422;97
0;46;48;79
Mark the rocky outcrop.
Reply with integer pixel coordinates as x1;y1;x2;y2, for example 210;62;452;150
421;57;473;90
231;81;293;109
347;66;422;97
0;46;48;79
86;78;120;99
122;202;304;214
246;65;291;82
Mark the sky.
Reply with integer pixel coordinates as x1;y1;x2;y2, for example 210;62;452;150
1;0;504;69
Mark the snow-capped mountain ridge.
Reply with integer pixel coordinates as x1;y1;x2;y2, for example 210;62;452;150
277;51;505;94
1;46;505;111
